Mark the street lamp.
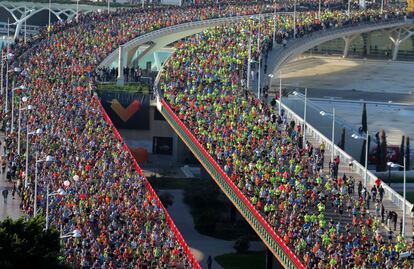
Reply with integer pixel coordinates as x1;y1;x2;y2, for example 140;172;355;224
10;84;26;133
25;128;42;188
18;97;33;154
60;229;81;239
272;0;277;47
388;157;407;237
320;106;336;162
246;35;252;90
34;154;54;217
45;188;66;230
293;0;297;39
293;89;308;146
352;132;369;187
268;73;283;115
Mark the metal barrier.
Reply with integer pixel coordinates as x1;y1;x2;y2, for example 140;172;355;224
277;100;414;215
157;98;305;269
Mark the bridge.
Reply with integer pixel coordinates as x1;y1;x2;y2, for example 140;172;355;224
144;16;414;267
0;1;104;39
267;19;414;73
98;13;293;85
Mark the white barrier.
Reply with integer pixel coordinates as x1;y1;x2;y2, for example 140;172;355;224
278;100;414;216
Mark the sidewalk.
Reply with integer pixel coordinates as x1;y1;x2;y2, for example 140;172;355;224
0;131;23;220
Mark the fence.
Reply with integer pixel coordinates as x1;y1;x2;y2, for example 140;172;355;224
158;97;305;269
278;99;414;216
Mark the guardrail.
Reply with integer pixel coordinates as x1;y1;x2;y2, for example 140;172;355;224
93;94;201;269
270;17;407;73
157;97;305;269
277;99;414;215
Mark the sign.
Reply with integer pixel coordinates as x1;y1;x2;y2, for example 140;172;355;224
98;91;150;130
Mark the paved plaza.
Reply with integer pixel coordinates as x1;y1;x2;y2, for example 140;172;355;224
0;132;23;221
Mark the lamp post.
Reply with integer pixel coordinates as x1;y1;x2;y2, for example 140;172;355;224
10;83;25;134
320;106;336;162
318;0;322;19
387;157;407;237
273;0;277;47
246;33;252;90
293;89;308;146
17;97;32;154
34;154;54;217
45;187;66;230
293;0;297;39
380;0;384;15
25;128;42;188
347;0;351;17
352;132;369;187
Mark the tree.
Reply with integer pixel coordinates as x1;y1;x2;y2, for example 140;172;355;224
338;128;346;150
0;216;68;269
406;137;410;170
360;103;368;164
399;136;405;171
378;129;388;172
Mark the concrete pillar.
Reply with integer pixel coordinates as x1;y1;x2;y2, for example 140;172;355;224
153;51;161;72
388;27;414;61
13;21;23;40
342;35;358;58
117;45;126;85
366;33;372;56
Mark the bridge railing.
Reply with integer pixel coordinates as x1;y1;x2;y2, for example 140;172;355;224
271;17;406;72
277;100;414;216
93;94;201;269
158;98;305;269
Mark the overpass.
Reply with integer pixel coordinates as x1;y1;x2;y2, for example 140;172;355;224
148;16;414;268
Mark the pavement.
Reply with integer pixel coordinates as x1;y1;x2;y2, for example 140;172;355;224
0;131;23;220
159;189;265;269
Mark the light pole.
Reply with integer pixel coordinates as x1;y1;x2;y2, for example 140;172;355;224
293;89;308;146
293;0;297;39
247;36;252;90
347;0;351;17
352;132;369;187
76;0;79;22
10;83;25;134
25;128;42;188
303;88;308;146
387;157;407;237
45;187;66;230
48;0;52;33
17;97;32;154
318;0;322;19
320;106;336;162
380;0;384;15
273;0;277;47
34;155;54;217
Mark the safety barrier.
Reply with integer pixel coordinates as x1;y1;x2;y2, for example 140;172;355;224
277;100;414;216
158;98;305;269
93;94;201;269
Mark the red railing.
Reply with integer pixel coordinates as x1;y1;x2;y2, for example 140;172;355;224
161;99;305;268
93;95;201;269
